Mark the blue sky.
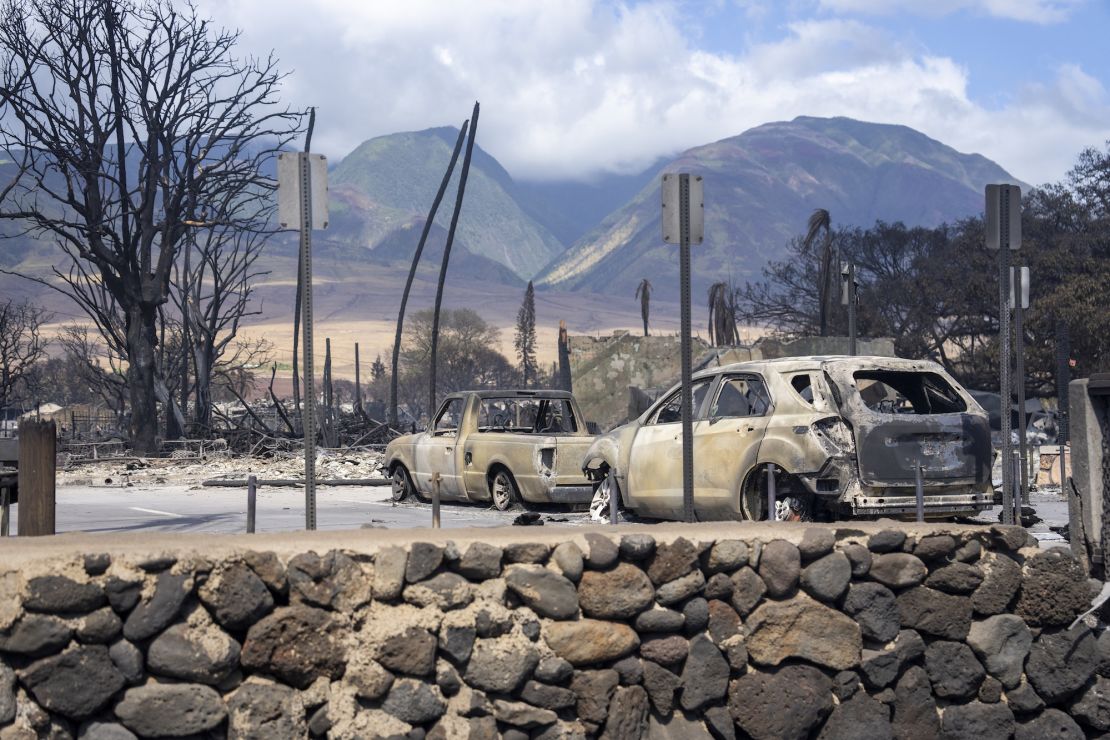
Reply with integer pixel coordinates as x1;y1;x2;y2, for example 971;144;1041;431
201;0;1110;185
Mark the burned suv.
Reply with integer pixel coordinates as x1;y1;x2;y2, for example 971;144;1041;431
582;356;993;521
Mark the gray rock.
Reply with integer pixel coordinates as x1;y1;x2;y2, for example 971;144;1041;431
492;699;557;728
991;523;1028;551
859;649;900;690
76;721;137;740
571;669;619;723
403;571;473;610
704;705;735;740
634;607;684;635
892;665;940;740
971;553;1022;615
1015;709;1084;740
893;629;925;663
728;664;833;740
227;681;307;740
551;542;583;582
104;577;142;614
1099;629;1110;677
347;657;394;700
604;685;649;739
681;597;709;635
0;663;14;724
647;713;714;739
82;554;111;577
504;542;551;564
465;636;539;693
940;701;1014;740
382;678;447;724
979;675;1003;703
456;542;503;580
954;538;983;563
438;624;475;665
1015;549;1092;627
520;680;576;709
926;563;984;594
243;550;288;596
122;571;189;642
833;670;859;701
1025;625;1098;704
584;533;619;569
24;576;106;614
197;562;274;631
578;562;654;619
842;582;900;643
405;542;445;582
136;554;176;572
147;621;240;685
869;552;927;589
897;586;972;640
706;540;749;573
1007;680;1046;714
108;640;143;685
619;534;655;561
532;657;572;687
842;543;872;577
925;640;985;700
612;655;643;686
798;529;836;560
373;546;408;601
642;660;680;715
0;613;71;655
966;614;1032;689
707;599;741;644
17;645;124;720
436;660;461;696
729;566;766;615
818;694;893;740
704;572;733;600
240;605;349;689
657;569;706;606
746;593;862;671
647;538;698;585
1069;674;1110;731
378;627;437;676
473;606;512;639
641;634;689;666
307;704;331;737
680;635;729;711
544;619;639;666
75;607;121;644
287;550;371;612
913;534;956;561
800;552;851;602
758;539;800;598
504;564;578;619
868;529;906;553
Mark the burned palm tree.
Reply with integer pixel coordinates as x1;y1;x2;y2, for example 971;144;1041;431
804;208;834;337
708;282;739;347
635;279;652;336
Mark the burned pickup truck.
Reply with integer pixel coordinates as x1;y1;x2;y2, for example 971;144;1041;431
582;356;993;521
383;390;596;510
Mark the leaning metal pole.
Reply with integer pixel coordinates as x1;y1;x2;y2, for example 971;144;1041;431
679;173;695;523
389;121;469;428
298;150;318;530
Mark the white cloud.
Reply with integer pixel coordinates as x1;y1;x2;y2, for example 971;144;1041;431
197;0;1109;185
818;0;1086;23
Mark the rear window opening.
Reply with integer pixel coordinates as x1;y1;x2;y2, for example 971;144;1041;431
852;370;967;415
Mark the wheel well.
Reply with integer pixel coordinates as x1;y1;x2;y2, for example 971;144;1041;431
486;463;514;487
388;461;408;477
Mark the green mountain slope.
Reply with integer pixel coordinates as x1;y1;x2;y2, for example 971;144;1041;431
329;127;564;279
535;116;1023;299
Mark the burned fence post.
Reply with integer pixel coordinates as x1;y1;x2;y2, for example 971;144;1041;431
432;471;442;529
354;342;363;413
17;419;55;536
247;474;257;534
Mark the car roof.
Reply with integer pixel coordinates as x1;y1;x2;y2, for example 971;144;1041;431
446;389;575;400
693;355;943;379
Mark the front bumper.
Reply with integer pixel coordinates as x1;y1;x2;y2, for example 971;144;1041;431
848;490;993;518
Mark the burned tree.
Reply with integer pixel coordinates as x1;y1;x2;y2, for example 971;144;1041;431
708;281;738;347
635;278;652;336
515;280;538;387
0;0;298;452
804;209;836;337
0;299;49;409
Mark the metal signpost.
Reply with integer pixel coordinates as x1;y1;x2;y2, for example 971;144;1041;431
986;184;1021;525
1056;321;1070;490
842;262;858;355
662;174;704;522
1011;266;1031;509
278;151;329;530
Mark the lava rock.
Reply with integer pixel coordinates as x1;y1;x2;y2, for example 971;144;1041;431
924;640;986;700
107;640;143;685
612;655;643;686
121;571;190;642
971;553;1022;615
869;553;927;589
1069;675;1110;731
346;655;394;700
842;543;872;577
584;533;619;569
115;683;226;736
76;721;136;739
402;571;473;610
240;605;349;689
704;573;734;600
758;540;801;598
82;553;111;576
893;629;926;664
519;680;576;709
642;661;681;716
1025;625;1098;704
966;614;1032;689
578;562;654;619
1015;709;1084;740
0;664;13;724
859;649;901;691
435;660;461;697
620;534;655;561
817;694;893;740
504;564;578;619
798;529;836;561
842;582;900;643
979;675;1003;703
378;627;437;676
438;624;476;665
657;570;706;606
405;542;445;582
103;577;142;614
897;586;972;640
534;656;573;684
991;524;1028;551
728;664;833;740
227;681;307;740
926;563;984;594
681;596;709;634
647;538;699;585
243;550;288;596
551;542;584;583
492;699;557;729
75;607;121;644
707;600;741;644
571;669;619;723
197;562;274;631
147;620;241;685
940;701;1014;740
456;543;503;580
543;619;639;666
287;550;371;612
24;576;106;614
729;566;766;615
833;671;859;701
892;665;940;740
504;542;551;564
954;538;983;563
465;636;539;693
868;530;906;553
1015;549;1092;627
705;540;749;573
913;534;956;562
679;635;729;711
640;634;689;666
0;614;72;656
18;645;124;719
800;551;851;602
746;593;862;670
382;678;447;725
604;685;650;739
635;606;684;633
373;546;408;601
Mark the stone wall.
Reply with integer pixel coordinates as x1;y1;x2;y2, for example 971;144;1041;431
0;523;1105;739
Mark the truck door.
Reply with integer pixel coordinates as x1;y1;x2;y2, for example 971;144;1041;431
415;397;466;498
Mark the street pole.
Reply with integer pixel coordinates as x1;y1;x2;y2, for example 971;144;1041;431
842;262;857;355
679;174;695;523
988;185;1019;525
1013;266;1029;506
298;150;318;531
1056;320;1070;489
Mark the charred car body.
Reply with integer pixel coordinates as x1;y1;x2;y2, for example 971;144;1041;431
383;390;596;509
583;356;993;521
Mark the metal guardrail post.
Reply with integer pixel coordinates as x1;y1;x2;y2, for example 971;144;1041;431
432;472;441;529
915;460;925;523
247;475;257;534
766;464;777;521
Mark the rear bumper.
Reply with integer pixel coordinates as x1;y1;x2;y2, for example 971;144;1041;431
542;485;595;504
847;490;993;518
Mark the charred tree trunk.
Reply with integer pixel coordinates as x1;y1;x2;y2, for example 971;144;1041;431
126;304;160;453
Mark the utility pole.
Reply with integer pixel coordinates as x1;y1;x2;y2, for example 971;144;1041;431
662;173;704;523
841;262;858;355
1012;266;1030;509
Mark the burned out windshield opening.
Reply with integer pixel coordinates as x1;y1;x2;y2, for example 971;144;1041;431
852;370;967;415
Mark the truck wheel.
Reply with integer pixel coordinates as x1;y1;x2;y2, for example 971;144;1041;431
589;471;624;522
391;465;414;502
742;466;814;522
490;469;518;511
